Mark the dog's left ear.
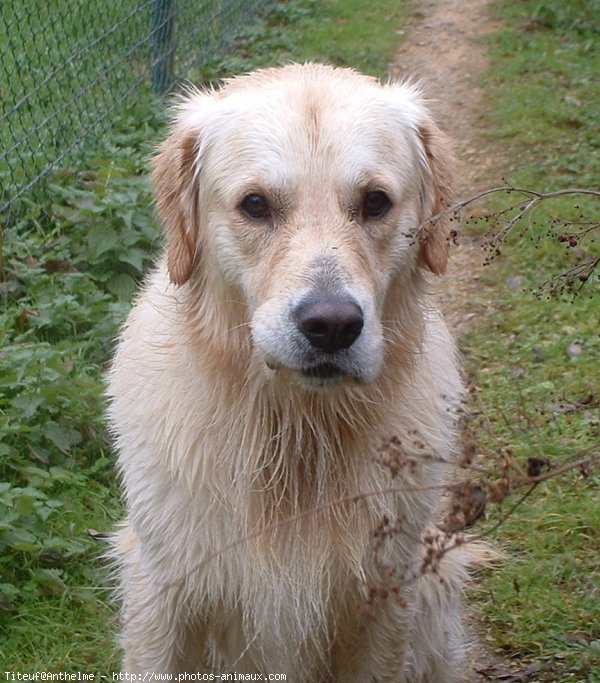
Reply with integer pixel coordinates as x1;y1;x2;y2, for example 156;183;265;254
416;117;455;276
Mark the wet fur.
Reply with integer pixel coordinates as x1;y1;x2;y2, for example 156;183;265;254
107;64;488;681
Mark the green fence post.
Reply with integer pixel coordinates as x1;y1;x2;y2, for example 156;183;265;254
151;0;176;95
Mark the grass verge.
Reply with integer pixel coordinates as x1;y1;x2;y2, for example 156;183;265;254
463;2;599;680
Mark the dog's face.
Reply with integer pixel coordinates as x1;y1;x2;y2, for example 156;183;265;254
153;65;453;389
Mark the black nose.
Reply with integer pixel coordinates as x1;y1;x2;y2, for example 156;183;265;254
295;295;364;354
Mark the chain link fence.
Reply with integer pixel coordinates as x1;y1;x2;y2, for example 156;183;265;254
0;0;271;225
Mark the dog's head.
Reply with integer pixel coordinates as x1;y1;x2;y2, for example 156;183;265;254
153;64;454;389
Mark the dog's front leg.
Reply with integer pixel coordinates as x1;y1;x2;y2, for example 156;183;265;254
359;606;413;683
331;601;413;683
119;573;208;674
113;526;208;674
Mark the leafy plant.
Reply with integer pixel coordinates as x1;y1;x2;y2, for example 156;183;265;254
0;105;161;625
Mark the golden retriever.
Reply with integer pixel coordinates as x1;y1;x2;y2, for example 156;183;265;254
107;63;486;681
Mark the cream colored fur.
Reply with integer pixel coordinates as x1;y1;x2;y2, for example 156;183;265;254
107;63;487;681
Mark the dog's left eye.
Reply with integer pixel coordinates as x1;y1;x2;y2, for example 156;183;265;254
240;194;272;220
363;191;391;220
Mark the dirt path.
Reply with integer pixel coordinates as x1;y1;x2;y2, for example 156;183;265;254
391;0;501;194
391;2;508;680
390;0;504;338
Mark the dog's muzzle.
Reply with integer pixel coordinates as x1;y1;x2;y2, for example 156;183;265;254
252;287;382;388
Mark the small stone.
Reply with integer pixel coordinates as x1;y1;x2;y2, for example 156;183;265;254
506;275;524;291
565;95;582;107
532;347;545;362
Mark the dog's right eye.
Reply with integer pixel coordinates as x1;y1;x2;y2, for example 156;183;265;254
240;194;272;220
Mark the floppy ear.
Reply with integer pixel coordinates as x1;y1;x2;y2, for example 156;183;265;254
417;118;455;276
152;125;202;286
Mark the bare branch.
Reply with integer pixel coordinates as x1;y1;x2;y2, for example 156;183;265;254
417;184;599;295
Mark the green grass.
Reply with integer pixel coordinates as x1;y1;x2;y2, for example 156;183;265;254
462;2;599;680
262;0;405;75
481;0;599;178
194;0;406;80
464;283;600;679
0;0;408;672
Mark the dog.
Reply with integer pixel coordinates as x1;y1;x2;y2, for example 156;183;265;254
107;63;487;681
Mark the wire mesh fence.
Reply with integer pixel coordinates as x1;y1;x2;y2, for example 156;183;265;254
0;0;271;225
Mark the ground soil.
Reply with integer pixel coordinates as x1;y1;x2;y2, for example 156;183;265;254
390;2;516;680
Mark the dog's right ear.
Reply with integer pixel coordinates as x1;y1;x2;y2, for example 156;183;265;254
152;124;202;286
